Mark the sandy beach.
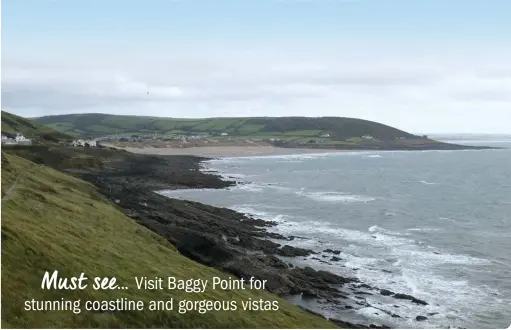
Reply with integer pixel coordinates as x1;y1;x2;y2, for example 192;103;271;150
118;146;350;158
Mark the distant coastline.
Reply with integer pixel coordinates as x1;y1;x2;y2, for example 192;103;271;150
105;143;497;158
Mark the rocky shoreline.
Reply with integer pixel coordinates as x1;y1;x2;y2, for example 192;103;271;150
8;146;434;328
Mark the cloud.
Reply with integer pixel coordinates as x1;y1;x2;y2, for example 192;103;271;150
2;47;511;133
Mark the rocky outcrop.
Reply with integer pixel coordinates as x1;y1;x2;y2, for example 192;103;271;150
26;148;430;328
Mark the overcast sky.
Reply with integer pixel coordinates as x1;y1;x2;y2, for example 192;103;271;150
2;0;511;133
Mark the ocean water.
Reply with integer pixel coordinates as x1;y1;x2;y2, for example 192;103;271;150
160;141;511;329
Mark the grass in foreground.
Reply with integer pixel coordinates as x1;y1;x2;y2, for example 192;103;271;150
0;152;336;328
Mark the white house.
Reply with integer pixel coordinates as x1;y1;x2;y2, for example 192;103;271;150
72;139;97;147
72;139;85;147
15;133;32;145
1;135;15;145
221;132;228;136
320;133;331;138
87;140;97;147
362;135;374;140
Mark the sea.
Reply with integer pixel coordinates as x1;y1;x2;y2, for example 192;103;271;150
159;139;511;329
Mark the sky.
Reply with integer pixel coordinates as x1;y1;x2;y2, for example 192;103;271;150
1;0;511;134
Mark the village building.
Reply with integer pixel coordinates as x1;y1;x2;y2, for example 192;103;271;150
1;133;32;145
71;139;97;147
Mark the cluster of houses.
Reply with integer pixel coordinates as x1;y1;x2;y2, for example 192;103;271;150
1;133;32;145
71;139;98;147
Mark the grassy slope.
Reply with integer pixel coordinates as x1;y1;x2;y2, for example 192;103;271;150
1;152;336;328
1;111;72;142
35;113;414;141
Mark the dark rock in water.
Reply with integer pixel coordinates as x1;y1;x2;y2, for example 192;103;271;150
242;218;278;227
265;232;287;240
330;256;342;262
288;263;294;268
416;315;428;321
356;283;373;289
332;292;349;299
354;291;372;295
277;245;314;257
323;249;341;255
391;314;401;318
427;312;439;316
393;293;428;305
312;257;332;265
412;298;428;306
381;269;392;273
380;289;394;296
345;305;354;309
369;324;391;329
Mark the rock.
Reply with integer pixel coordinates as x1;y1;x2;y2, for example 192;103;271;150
345;305;354;309
412;298;428;306
393;293;428;305
380;289;394;296
427;312;439;316
416;316;428;321
332;292;349;299
323;249;341;255
266;255;289;269
330;256;342;262
302;289;319;298
277;245;314;257
312;257;331;264
265;232;288;240
391;314;401;318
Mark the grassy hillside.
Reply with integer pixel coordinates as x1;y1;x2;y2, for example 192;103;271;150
35;113;414;140
1;111;72;142
1;152;336;328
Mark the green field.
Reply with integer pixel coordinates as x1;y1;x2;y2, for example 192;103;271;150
1;152;337;328
34;113;414;141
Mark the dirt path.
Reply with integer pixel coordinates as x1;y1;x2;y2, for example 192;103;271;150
2;164;43;202
2;176;20;201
